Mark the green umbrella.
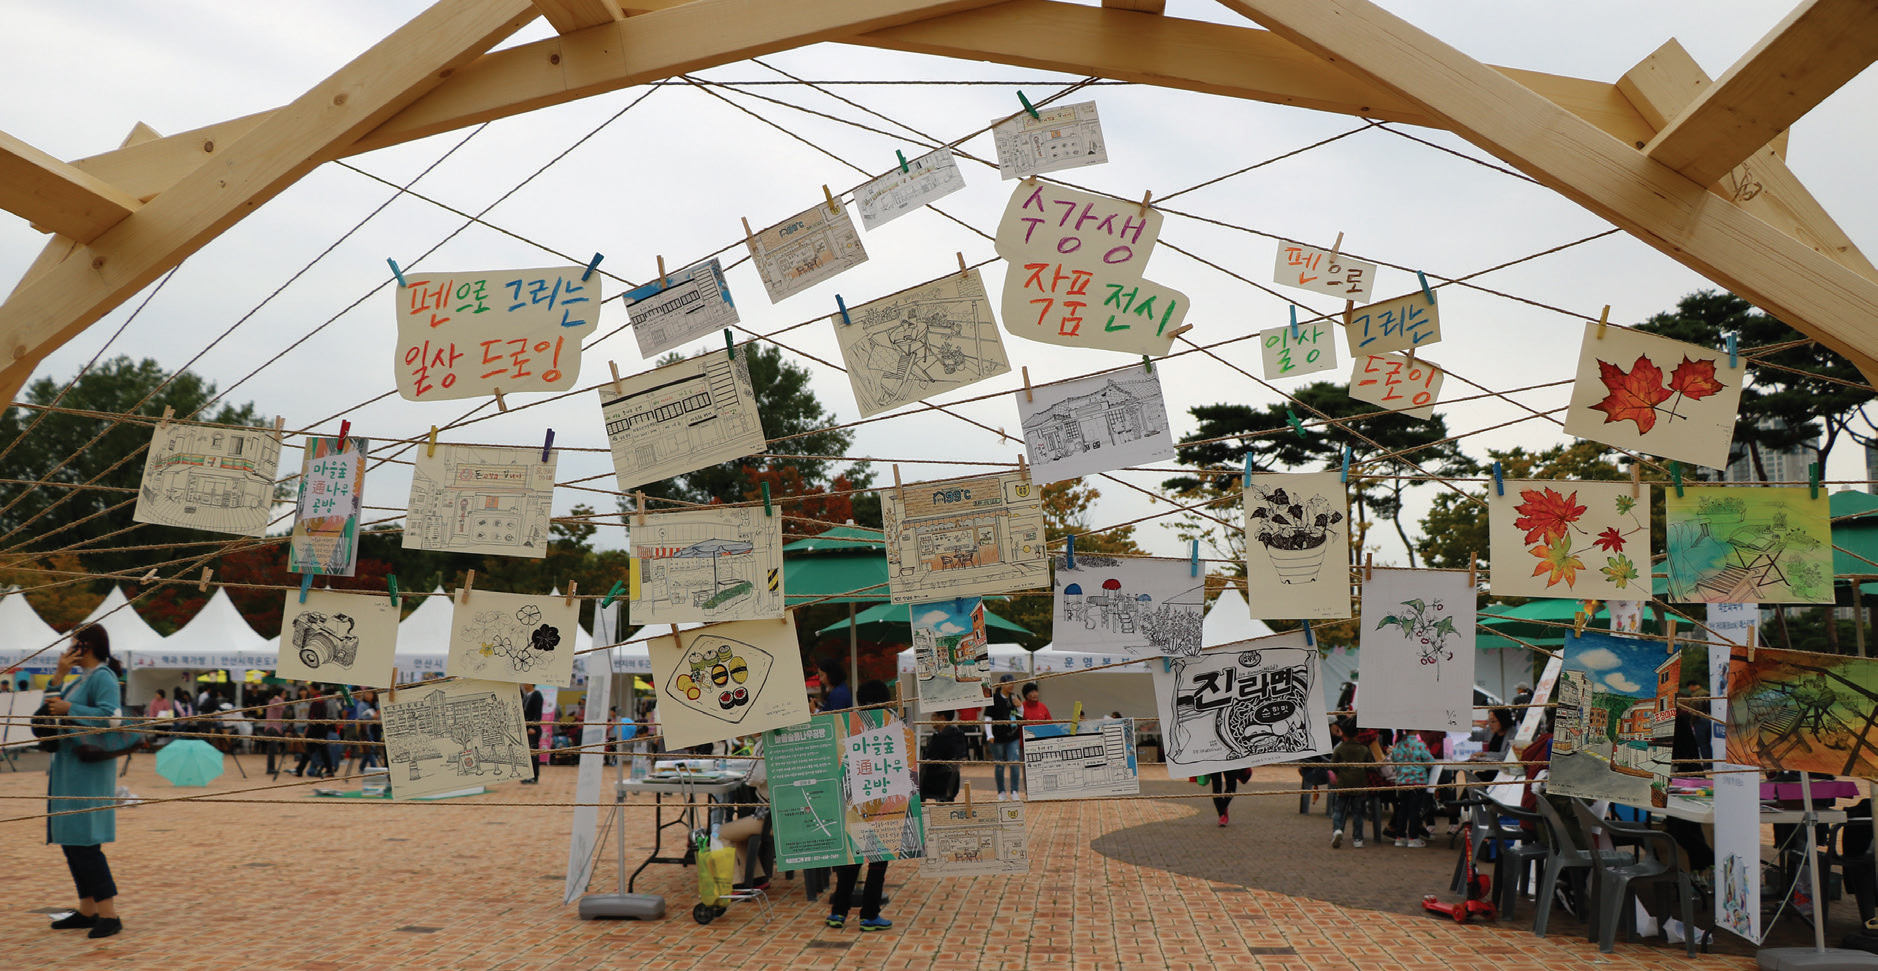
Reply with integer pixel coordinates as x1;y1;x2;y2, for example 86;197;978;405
783;525;892;687
814;600;1033;644
155;738;224;787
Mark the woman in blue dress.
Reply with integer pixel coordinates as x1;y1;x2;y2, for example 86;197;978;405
43;626;125;938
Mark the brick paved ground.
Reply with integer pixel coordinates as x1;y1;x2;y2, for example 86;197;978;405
0;752;1850;970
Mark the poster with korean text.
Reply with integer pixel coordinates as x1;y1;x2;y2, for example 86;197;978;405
1666;486;1831;603
1344;291;1440;356
289;435;367;577
622;258;738;359
627;507;785;624
599;351;765;493
1707;602;1757;748
1548;631;1673;805
912;598;993;713
765;715;849;868
990;101;1107;180
1273;241;1375;303
746;199;868;303
1018;368;1173;484
276;589;399;688
134;422;281;537
445;589;581;687
833;269;1011;418
648;616;810;750
1357;569;1475;731
1052;554;1203;657
995;182;1188;356
857;148;967;230
404;444;556;558
1725;647;1878;777
1562;323;1743;469
884;472;1047;604
840;707;925;862
1243;472;1350;620
395;266;596;401
1488;479;1651;598
381;678;531;799
1024;719;1138;800
1707;601;1761;942
1152;632;1331;777
1350;351;1444;419
1260;319;1338;380
921;801;1027;877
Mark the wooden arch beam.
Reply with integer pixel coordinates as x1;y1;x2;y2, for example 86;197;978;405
0;130;142;244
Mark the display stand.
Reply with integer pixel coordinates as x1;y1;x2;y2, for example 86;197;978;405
577;743;666;921
1756;774;1878;970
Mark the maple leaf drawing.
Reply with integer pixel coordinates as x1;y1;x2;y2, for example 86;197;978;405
1530;534;1584;589
1513;487;1587;545
1593;526;1626;553
1590;355;1674;434
1601;554;1638;589
1668;356;1725;400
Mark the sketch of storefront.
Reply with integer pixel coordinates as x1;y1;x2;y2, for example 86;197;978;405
1021;379;1168;463
138;424;280;533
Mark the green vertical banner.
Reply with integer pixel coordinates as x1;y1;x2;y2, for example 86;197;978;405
765;714;847;868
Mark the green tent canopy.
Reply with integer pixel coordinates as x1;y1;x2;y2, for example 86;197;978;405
783;525;891;608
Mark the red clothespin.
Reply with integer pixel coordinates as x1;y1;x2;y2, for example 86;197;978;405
337;420;350;452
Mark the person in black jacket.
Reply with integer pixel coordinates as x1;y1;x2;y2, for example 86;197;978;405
521;683;544;784
919;710;967;801
985;676;1023;800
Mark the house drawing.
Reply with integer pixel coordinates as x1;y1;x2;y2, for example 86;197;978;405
1021;377;1168;463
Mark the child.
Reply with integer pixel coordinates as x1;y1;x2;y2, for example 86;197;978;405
1329;719;1372;848
1388;729;1434;847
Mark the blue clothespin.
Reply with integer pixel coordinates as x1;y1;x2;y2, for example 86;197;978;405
1161;658;1172;674
386;258;407;288
1670;460;1684;497
1340;447;1351;483
541;429;555;463
1809;462;1820;499
897;150;909;174
299;574;314;604
762;481;773;517
581;253;604;282
1416;270;1436;305
724;329;736;359
601;580;625;608
1302;620;1315;647
1066;534;1076;570
1017;90;1041;119
1289;305;1299;340
1190;540;1200;577
837;295;851;326
1726;332;1738;369
1286;410;1306;439
1142;355;1152;374
1242;453;1254;489
1492;461;1504;496
387;574;400;608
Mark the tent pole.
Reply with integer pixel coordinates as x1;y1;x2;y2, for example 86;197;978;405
849;603;858;692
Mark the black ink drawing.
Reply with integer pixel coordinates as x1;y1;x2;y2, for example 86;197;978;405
446;590;580;687
834;269;1012;419
1243;471;1351;620
1052;554;1203;658
381;678;532;798
1153;640;1330;776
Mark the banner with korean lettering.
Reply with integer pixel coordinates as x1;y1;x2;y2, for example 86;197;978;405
840;707;925;862
394;266;597;401
1151;631;1332;778
290;435;367;577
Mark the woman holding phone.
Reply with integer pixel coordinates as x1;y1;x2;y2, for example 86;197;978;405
42;626;126;938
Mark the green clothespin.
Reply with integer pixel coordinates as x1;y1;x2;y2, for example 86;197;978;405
601;580;625;608
1809;461;1821;499
1669;460;1684;497
762;481;773;516
724;329;736;359
897;150;909;174
386;574;400;608
1142;355;1152;374
1017;90;1041;120
1286;410;1307;439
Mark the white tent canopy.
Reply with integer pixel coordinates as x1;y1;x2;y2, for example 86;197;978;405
392;587;454;676
1202;588;1275;648
0;588;67;670
83;586;167;659
130;588;272;672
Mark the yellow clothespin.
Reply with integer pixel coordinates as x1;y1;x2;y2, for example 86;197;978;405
1022;366;1033;403
656;255;668;289
1017;454;1029;482
426;426;438;458
272;415;285;444
564;582;578;608
1138;190;1153;216
822;185;839;215
159;405;175;429
608;361;624;397
1596;305;1610;339
1747;622;1757;663
957;252;969;279
198;568;212;592
459;569;475;606
493;389;508;413
1167;324;1193;340
1573;610;1587;636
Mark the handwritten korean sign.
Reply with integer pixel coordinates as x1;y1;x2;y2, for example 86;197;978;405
1273;241;1375;303
1344;291;1441;356
1350;351;1445;419
394;266;597;402
290;435;367;577
1259;320;1338;379
843;721;913;805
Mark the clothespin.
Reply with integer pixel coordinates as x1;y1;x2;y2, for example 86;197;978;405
837;295;851;326
387;574;400;608
159;405;174;428
581;253;604;282
1596;305;1610;339
1138;190;1153;216
1066;534;1076;570
387;258;407;288
337;420;351;452
669;624;684;653
897;150;909;174
1466;551;1477;590
962;781;973;813
1572;610;1587;636
424;426;438;459
198;568;213;592
299;574;314;604
140;569;157;586
1491;461;1504;496
564;582;578;608
541;429;555;463
1141;355;1152;374
1016;90;1040;119
1669;460;1684;497
740;217;755;249
1327;232;1344;263
1302;620;1315;647
636;491;647;526
892;464;904;505
1017;453;1029;482
1161;658;1173;674
608;361;624;397
1340;446;1351;483
1630;460;1641;498
459;569;475;606
1666;616;1677;654
1242;453;1253;489
1289;305;1299;340
761;481;773;517
1809;462;1820;499
1285;410;1306;439
493;389;508;413
601;580;625;608
724;329;736;359
272;415;285;444
1747;622;1757;663
1021;366;1034;403
1726;332;1738;369
1415;270;1436;305
822;184;839;215
957;252;968;279
1190;539;1200;578
1365;553;1373;582
389;668;399;704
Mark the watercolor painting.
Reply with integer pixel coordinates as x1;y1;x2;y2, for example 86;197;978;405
1666;486;1832;604
1562;322;1744;469
1548;631;1675;806
1488;479;1652;597
1724;647;1878;777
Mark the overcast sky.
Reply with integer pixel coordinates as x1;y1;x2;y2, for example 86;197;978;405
1;0;1874;573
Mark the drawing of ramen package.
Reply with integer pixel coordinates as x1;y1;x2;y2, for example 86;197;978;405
1151;634;1331;778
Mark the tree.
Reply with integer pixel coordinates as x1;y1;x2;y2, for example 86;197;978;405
0;357;266;584
0;553;102;631
994;481;1143;651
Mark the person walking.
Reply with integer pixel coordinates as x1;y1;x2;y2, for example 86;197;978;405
521;683;544;784
43;626;126;938
1211;767;1249;826
261;690;287;775
985;677;1022;800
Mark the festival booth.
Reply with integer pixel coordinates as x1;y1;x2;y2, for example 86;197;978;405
0;587;70;683
390;587;454;680
125;588;273;707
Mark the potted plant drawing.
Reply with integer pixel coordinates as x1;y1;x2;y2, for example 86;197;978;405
1246;484;1343;583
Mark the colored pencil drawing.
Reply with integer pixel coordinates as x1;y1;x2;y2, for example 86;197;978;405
598;351;765;494
1563;323;1743;468
134;421;282;537
289;435;367;577
883;472;1047;604
1666;486;1831;604
627;507;785;623
404;444;556;558
648;617;809;750
1051;554;1204;658
1724;648;1878;777
1242;471;1350;620
1487;479;1650;597
445;590;580;688
1549;631;1675;806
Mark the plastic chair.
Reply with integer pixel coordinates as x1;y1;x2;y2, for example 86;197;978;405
1570;800;1698;957
1484;795;1551;923
1529;792;1630;939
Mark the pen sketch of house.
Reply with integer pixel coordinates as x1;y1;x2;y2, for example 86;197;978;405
1021;376;1168;463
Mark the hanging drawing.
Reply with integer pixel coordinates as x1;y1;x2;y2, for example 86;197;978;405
1051;554;1204;657
921;801;1027;876
1260;320;1338;380
1724;647;1878;777
274;589;399;688
1608;600;1645;632
393;266;597;401
1272;240;1375;303
856;148;967;230
1343;291;1440;355
1349;351;1444;419
647;616;810;750
380;677;532;799
627;507;785;623
1666;486;1832;604
133;421;281;537
1023;719;1139;800
1152;632;1331;778
1356;569;1476;731
622;258;739;359
1548;630;1674;806
884;472;1047;604
1018;368;1173;484
404;444;556;558
1562;323;1744;469
994;181;1189;356
989;100;1107;180
911;597;992;713
745;198;868;303
766;714;848;869
1242;471;1350;620
839;707;925;862
598;350;765;494
445;590;581;687
1488;479;1652;597
289;435;367;577
832;268;1012;418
